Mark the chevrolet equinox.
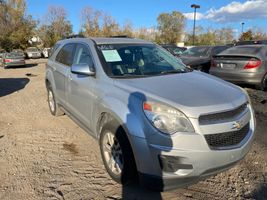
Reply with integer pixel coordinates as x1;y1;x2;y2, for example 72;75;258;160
45;37;255;191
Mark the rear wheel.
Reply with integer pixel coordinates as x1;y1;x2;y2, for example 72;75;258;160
47;85;64;116
99;121;137;184
256;74;267;91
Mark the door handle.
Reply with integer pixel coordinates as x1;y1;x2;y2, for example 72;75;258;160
68;74;72;81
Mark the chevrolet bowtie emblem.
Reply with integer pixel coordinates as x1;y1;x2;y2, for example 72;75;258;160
232;121;243;130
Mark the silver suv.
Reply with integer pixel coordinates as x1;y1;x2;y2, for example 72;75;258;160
45;37;255;191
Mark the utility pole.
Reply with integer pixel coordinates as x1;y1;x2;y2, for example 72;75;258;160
191;4;200;45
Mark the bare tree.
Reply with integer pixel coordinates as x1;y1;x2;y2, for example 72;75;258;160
38;5;72;47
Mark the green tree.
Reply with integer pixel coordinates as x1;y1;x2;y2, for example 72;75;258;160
0;0;36;50
239;30;253;41
157;11;186;44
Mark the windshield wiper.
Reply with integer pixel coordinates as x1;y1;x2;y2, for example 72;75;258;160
160;70;186;75
110;74;148;79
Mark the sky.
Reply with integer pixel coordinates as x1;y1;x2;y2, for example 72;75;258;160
27;0;267;37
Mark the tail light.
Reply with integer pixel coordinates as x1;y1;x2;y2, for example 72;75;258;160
211;58;216;67
244;58;262;69
4;59;11;63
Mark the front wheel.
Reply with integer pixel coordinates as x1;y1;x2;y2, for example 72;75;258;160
99;121;137;184
47;85;64;116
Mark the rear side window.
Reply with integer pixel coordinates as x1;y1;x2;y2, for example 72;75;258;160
49;43;61;57
73;44;93;66
55;44;75;66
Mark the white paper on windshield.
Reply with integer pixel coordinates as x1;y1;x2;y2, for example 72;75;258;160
102;50;122;62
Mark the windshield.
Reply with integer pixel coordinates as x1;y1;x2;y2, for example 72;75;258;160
27;47;38;52
97;44;190;78
182;46;210;57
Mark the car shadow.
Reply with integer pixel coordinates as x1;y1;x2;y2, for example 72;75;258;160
249;184;267;200
5;63;38;69
0;78;30;97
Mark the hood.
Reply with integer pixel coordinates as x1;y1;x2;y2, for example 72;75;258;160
114;71;247;118
180;56;209;66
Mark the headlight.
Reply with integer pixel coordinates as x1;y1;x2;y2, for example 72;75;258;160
143;102;194;134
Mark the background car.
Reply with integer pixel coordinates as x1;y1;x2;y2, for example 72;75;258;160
0;49;6;62
210;45;267;90
25;47;41;59
11;49;25;58
179;45;230;73
235;40;267;46
42;47;51;58
1;52;26;69
161;44;186;57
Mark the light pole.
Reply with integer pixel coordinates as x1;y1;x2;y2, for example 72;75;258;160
191;4;200;45
241;22;245;33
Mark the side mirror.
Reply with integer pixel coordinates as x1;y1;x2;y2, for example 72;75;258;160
71;63;95;76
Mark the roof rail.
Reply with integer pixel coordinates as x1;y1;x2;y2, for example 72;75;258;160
64;34;85;39
109;35;132;38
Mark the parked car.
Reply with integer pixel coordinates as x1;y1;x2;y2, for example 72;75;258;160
46;37;255;191
1;52;25;68
42;47;51;58
0;49;6;62
210;45;267;90
161;44;186;57
12;49;25;58
179;45;230;73
235;40;267;46
25;47;41;59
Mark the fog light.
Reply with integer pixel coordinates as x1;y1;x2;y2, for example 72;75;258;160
158;155;193;173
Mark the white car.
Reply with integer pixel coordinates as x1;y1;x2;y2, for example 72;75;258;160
42;48;51;58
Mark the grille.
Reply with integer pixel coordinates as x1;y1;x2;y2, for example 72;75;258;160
205;123;250;149
199;103;248;125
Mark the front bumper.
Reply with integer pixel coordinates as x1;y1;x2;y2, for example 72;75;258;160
129;106;255;191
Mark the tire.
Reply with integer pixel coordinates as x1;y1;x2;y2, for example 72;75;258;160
99;121;137;184
47;85;64;116
256;74;267;91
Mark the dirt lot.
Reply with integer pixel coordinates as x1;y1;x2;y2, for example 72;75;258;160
0;59;266;200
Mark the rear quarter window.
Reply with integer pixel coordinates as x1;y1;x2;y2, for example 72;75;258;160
55;43;75;66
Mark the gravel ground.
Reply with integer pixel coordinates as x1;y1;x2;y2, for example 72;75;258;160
0;59;266;200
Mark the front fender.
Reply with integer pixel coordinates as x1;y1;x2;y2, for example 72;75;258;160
94;96;146;139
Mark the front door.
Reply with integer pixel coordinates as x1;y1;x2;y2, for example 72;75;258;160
66;43;96;131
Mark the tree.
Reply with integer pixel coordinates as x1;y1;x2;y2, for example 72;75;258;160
81;7;102;37
157;11;186;44
0;0;36;50
38;6;72;47
215;28;234;44
239;30;253;41
252;28;267;40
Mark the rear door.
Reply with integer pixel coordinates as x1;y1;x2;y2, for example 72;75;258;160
65;43;96;131
52;43;75;105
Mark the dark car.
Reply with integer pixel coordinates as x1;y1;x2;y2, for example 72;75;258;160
210;45;267;90
235;40;267;46
179;45;230;73
161;45;186;56
1;52;26;69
